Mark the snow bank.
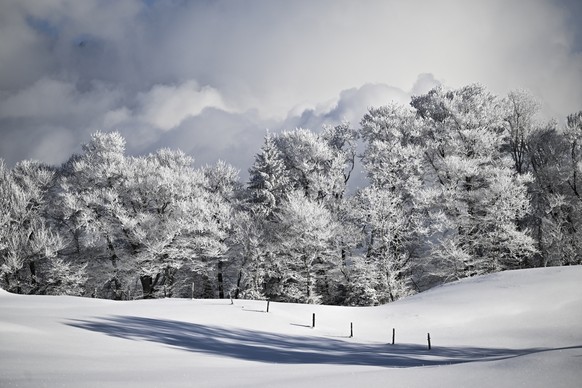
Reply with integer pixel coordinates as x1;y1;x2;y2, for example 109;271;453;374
1;266;581;387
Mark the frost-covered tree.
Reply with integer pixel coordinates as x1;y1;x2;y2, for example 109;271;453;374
529;112;582;266
270;191;337;303
116;149;207;298
247;132;289;218
275;128;346;203
245;126;356;303
0;160;84;295
201;161;243;298
44;257;87;296
230;211;268;299
55;131;131;299
352;188;412;303
504;90;541;175
54;133;242;299
318;122;362;303
412;85;537;280
321;121;359;194
356;104;431;300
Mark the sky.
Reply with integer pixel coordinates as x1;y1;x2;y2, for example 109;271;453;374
1;0;581;179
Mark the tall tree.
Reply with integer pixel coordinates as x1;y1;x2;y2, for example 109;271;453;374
545;112;582;265
358;104;428;300
271;191;337;304
201;161;242;298
55;131;131;299
411;85;537;280
116;149;207;298
247;132;289;218
275;128;345;203
0;160;84;295
504;90;541;175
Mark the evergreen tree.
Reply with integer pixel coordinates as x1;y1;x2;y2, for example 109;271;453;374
247;132;289;218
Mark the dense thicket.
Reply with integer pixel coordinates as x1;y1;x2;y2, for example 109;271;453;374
1;84;580;304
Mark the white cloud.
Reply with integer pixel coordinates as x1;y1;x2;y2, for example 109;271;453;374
137;80;228;131
0;0;581;169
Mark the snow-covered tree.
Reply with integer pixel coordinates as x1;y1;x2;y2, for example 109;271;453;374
247;132;289;218
356;104;431;300
245;126;356;303
353;187;417;302
55;131;131;299
412;85;537;280
275;128;346;203
115;149;205;298
44;257;87;296
0;160;84;295
230;210;268;299
529;111;582;266
54;133;242;299
504;90;541;175
321;121;359;193
270;191;338;303
200;161;243;298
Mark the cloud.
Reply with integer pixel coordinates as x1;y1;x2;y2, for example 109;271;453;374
0;0;581;171
0;78;121;121
282;74;441;132
137;81;228;131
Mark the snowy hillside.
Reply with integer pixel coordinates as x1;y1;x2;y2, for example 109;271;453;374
1;266;581;388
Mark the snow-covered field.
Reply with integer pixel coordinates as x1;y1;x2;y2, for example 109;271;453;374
1;266;581;388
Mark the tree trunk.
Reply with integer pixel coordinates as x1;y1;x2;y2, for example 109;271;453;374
140;275;155;299
235;268;243;299
28;261;37;288
163;267;175;298
217;261;224;299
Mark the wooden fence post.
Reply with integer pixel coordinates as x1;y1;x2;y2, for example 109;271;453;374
427;333;432;350
312;313;316;328
266;300;270;313
392;328;395;345
350;322;353;338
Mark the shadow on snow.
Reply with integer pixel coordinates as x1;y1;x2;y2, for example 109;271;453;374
66;316;579;368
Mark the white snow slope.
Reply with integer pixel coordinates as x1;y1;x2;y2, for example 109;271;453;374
1;266;581;388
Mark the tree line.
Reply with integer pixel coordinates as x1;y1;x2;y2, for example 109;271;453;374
1;84;581;305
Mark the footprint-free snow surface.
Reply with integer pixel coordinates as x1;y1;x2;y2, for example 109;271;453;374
1;266;581;387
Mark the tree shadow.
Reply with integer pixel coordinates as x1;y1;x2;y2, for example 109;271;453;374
66;316;580;368
289;323;312;328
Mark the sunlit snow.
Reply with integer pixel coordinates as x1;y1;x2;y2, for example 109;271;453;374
1;266;581;387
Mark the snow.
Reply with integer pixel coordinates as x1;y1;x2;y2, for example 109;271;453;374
1;266;581;387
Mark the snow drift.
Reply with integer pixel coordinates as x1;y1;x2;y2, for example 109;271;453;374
1;266;581;387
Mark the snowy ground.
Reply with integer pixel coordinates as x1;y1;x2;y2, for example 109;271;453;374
1;266;581;387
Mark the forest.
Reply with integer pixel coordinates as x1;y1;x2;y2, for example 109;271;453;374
1;84;581;305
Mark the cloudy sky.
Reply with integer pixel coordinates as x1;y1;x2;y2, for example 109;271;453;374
1;0;581;179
